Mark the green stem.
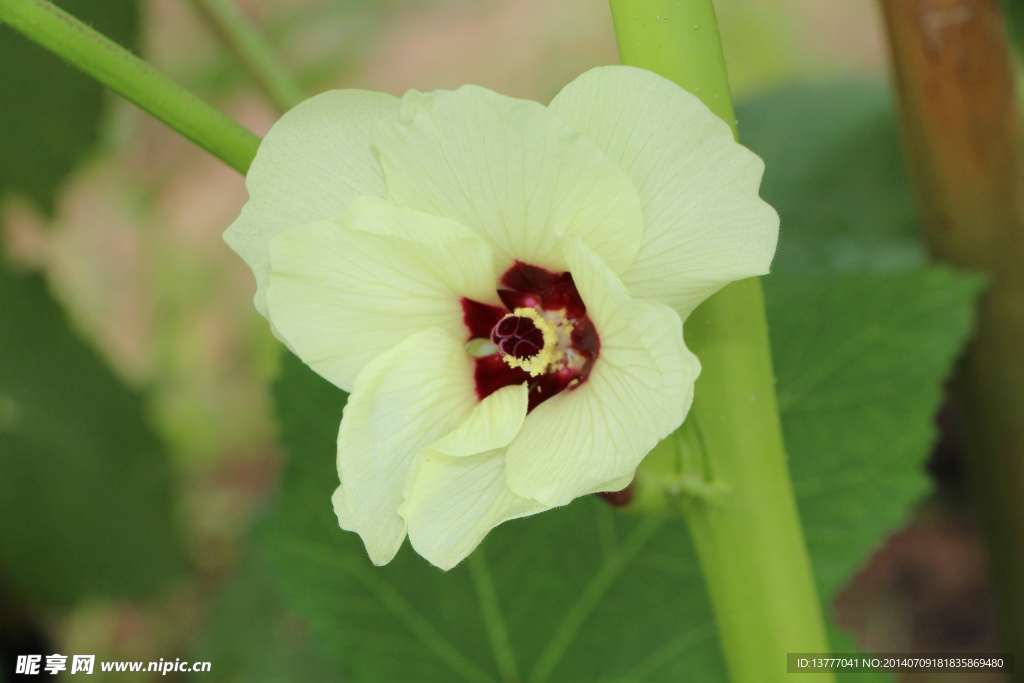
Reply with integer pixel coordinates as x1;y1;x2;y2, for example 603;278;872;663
609;2;833;682
187;0;304;114
0;0;260;174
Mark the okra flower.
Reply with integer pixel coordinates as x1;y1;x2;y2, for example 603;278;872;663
225;66;778;570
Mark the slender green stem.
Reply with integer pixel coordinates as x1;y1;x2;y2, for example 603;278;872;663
187;0;304;114
0;0;260;174
609;1;833;682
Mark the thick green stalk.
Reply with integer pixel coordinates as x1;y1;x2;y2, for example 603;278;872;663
609;2;833;682
187;0;304;114
0;0;260;173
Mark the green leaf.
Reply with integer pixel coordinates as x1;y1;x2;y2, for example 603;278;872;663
0;0;138;211
0;264;183;606
736;83;925;275
767;268;984;601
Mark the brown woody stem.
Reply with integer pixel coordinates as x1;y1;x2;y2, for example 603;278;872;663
880;0;1024;665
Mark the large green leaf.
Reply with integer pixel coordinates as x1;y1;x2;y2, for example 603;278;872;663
0;264;183;606
769;269;983;600
0;0;138;211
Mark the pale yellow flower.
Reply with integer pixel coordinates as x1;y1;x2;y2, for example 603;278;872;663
225;66;778;569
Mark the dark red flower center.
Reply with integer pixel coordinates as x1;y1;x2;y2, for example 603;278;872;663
462;261;600;412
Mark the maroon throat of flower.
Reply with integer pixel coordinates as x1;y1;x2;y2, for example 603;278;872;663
462;262;600;412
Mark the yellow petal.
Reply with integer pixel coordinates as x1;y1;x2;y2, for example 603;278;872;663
267;196;499;391
550;66;779;319
332;327;478;565
402;449;547;571
373;85;644;276
225;90;399;326
420;383;528;459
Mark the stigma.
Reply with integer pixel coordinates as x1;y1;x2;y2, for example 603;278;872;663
491;308;558;376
